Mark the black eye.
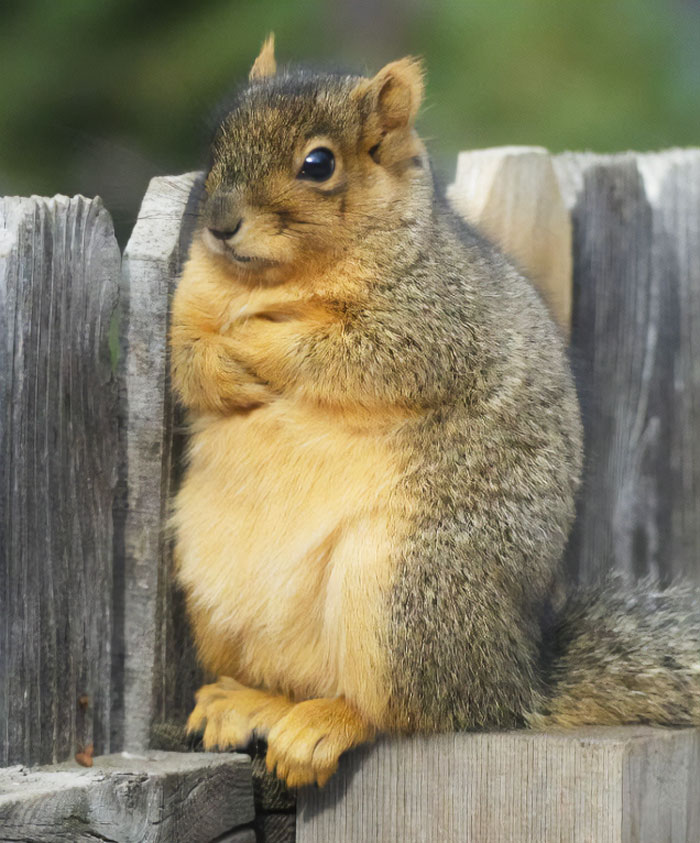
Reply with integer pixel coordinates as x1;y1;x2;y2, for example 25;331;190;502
298;147;335;182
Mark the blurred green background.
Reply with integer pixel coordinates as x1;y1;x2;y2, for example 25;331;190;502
1;0;698;243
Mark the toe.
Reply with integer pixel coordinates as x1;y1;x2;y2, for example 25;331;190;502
315;763;337;788
186;703;207;735
201;702;252;750
285;765;318;789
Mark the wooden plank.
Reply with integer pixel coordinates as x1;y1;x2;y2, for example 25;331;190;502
639;151;700;587
554;150;700;585
0;195;120;766
623;726;700;842
0;751;255;843
216;831;257;843
447;145;572;332
257;812;295;843
297;728;700;843
117;173;205;751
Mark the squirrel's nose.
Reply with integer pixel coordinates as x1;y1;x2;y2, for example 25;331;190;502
208;219;242;241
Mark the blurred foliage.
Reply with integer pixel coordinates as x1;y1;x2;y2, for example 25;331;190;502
0;0;698;242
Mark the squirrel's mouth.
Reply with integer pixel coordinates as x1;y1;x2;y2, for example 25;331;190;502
226;248;278;268
229;250;253;263
202;228;279;268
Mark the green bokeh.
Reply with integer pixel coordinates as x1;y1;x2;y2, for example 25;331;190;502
0;0;697;242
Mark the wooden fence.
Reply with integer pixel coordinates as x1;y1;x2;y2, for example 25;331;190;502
1;147;699;842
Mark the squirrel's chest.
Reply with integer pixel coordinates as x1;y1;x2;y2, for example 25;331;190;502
173;399;405;698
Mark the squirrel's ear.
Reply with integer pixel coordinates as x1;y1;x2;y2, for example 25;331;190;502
249;33;277;81
353;57;424;130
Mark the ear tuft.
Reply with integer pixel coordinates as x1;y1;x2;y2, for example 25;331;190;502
355;57;424;131
249;33;276;81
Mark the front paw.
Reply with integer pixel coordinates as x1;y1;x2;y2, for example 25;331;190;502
171;334;275;415
216;372;276;413
265;698;373;789
186;678;252;751
188;375;274;415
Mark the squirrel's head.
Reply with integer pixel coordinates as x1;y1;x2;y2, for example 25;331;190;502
200;35;429;285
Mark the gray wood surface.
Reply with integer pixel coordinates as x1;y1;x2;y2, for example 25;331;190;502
447;145;572;332
554;150;700;585
216;830;257;843
297;728;700;843
257;812;296;843
0;195;120;766
0;750;254;843
117;173;205;751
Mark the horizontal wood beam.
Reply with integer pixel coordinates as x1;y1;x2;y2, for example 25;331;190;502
297;728;700;843
0;751;255;843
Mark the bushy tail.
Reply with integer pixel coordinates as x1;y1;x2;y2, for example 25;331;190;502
528;577;700;729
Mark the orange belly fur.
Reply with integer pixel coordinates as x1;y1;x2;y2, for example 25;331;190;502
173;397;407;726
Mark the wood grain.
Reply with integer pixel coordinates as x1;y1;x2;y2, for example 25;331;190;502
447;145;572;332
297;728;700;843
257;812;296;843
0;751;254;843
0;195;120;766
116;173;206;751
216;830;257;843
555;150;700;585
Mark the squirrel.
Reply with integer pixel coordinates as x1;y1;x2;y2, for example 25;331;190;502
169;35;700;788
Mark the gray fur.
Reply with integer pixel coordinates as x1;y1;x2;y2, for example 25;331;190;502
365;202;583;730
531;576;700;728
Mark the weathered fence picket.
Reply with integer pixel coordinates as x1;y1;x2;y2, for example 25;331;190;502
1;147;699;843
556;151;700;586
118;172;204;751
0;195;120;767
447;146;573;332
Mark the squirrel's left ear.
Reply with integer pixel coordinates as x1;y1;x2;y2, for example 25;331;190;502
249;33;276;80
353;57;424;130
